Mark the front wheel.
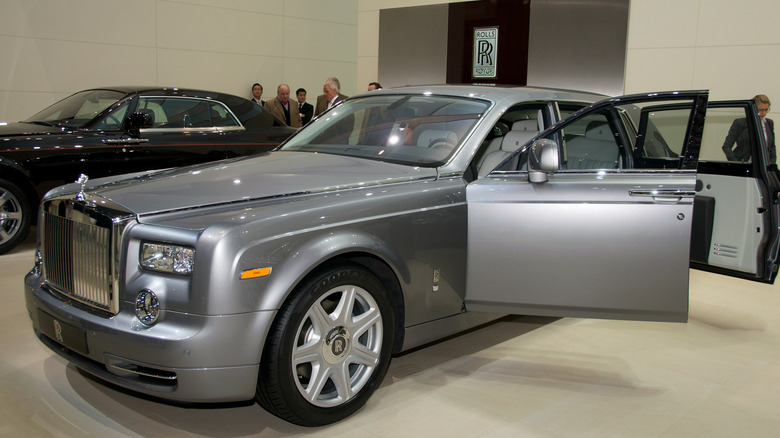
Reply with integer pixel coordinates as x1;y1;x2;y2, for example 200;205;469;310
0;179;32;255
256;263;395;426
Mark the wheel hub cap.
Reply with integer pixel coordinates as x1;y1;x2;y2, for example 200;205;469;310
323;327;350;364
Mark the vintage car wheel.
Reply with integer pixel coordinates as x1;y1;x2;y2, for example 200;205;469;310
256;263;394;426
0;179;31;255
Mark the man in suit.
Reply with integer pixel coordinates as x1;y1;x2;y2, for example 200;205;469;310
251;83;264;106
722;94;776;164
296;88;314;125
314;77;348;117
265;84;302;128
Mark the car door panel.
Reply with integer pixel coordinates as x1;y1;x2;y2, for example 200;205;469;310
691;100;780;282
466;173;693;322
465;91;708;322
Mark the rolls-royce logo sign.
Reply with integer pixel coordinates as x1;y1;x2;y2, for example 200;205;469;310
473;27;498;79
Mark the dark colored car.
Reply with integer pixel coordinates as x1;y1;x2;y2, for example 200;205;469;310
0;87;297;254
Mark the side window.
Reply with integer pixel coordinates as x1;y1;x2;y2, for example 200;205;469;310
639;109;688;159
90;100;130;130
474;104;546;178
495;98;703;173
701;107;753;164
208;102;240;127
561;111;621;170
138;97;239;129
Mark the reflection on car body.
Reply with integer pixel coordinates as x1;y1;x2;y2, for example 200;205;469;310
23;85;780;426
0;87;296;254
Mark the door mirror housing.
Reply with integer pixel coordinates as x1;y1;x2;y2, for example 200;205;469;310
127;111;154;137
528;139;559;183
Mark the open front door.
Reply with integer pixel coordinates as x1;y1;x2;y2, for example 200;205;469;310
465;91;708;322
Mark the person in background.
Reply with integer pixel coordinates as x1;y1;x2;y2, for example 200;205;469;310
722;94;776;164
367;82;382;91
296;88;314;125
314;77;348;116
251;83;264;106
265;84;302;128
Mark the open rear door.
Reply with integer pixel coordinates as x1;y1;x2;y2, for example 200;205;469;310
465;91;708;322
690;100;780;283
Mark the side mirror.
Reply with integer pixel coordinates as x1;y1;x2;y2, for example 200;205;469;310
527;139;560;183
127;111;154;137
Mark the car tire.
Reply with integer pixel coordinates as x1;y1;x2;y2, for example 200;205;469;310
256;262;394;426
0;179;32;255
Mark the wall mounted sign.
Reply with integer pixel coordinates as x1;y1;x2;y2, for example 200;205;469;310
473;27;498;79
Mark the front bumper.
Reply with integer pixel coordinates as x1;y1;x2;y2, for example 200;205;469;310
25;271;277;403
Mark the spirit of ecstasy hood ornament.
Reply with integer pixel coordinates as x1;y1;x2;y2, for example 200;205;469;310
76;174;89;201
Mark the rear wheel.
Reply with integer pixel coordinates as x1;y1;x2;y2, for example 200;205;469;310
256;263;394;426
0;179;32;255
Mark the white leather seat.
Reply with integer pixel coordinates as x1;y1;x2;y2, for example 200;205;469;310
478;119;538;177
416;129;457;148
566;121;619;169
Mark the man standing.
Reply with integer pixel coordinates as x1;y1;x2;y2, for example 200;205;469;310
314;77;348;117
265;84;302;128
296;88;314;125
722;94;776;164
251;83;264;106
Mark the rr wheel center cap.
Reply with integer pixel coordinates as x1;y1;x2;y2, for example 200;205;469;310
323;327;350;364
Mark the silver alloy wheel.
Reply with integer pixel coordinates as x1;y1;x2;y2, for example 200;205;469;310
0;187;23;245
292;284;383;408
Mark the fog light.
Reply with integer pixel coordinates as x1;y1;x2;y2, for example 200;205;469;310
135;290;159;325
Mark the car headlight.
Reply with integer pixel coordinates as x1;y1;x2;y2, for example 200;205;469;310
140;242;195;275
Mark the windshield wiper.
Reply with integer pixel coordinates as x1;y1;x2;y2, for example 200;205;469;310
23;120;59;127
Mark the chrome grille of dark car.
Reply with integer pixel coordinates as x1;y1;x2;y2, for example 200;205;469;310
42;212;112;311
40;196;134;315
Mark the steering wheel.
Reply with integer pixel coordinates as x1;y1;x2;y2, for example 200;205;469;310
427;138;456;151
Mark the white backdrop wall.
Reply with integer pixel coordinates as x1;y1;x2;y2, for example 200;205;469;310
626;0;780;102
0;0;358;123
3;1;780;122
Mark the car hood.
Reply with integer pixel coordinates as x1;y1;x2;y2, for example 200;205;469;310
0;121;69;136
75;151;438;216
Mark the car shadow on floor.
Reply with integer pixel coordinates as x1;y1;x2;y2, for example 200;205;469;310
46;316;557;436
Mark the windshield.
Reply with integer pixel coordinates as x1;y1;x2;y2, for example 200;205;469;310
25;89;127;128
281;94;490;166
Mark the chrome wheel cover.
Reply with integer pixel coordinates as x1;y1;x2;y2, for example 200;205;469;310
0;187;23;245
292;285;383;408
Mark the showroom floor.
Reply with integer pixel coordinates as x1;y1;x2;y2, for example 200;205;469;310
3;231;780;438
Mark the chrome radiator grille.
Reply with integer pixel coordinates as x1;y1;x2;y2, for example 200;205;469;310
40;196;134;315
42;212;112;311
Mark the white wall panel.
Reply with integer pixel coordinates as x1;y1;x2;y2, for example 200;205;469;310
165;0;284;15
156;2;283;57
155;49;280;97
626;0;699;49
0;0;156;46
0;0;357;122
626;0;780;101
284;0;358;23
283;17;357;64
693;45;780;100
696;0;780;46
624;48;697;93
0;36;157;93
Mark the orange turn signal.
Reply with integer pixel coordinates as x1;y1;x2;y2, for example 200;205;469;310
240;267;272;280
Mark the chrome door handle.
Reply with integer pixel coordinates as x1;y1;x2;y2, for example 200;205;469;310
103;138;150;145
629;189;694;201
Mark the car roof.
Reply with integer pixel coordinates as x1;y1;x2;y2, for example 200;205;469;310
81;86;242;100
354;84;608;105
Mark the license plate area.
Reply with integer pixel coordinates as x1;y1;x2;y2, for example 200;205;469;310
38;310;88;355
